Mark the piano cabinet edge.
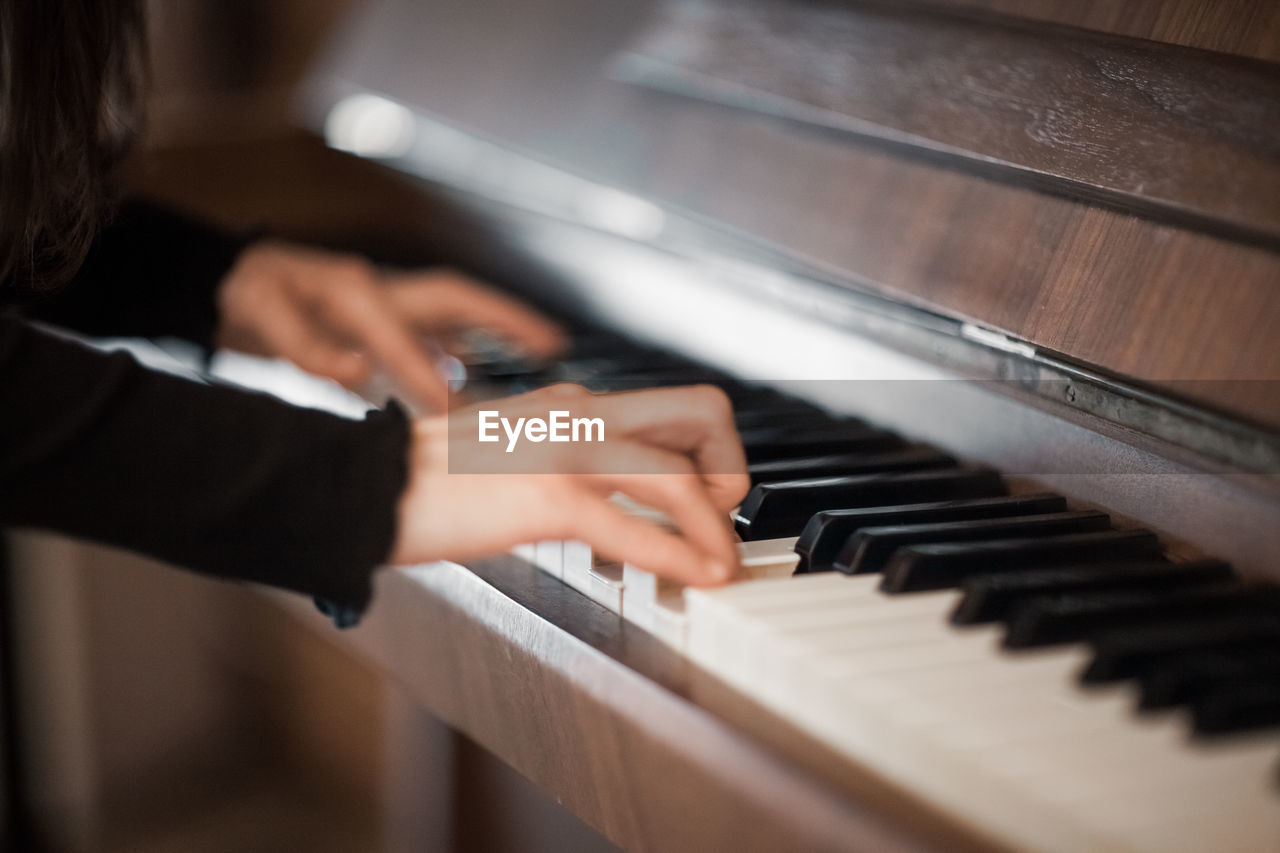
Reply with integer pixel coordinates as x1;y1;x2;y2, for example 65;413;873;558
263;559;1009;853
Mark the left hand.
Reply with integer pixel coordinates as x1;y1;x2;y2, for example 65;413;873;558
214;240;566;411
391;383;750;585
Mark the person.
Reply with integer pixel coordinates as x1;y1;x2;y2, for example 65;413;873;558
0;0;748;624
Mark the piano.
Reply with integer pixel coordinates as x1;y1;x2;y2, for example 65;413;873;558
139;0;1280;849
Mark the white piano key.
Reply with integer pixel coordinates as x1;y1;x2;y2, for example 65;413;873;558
984;718;1188;784
712;585;1148;754
681;567;1280;852
736;535;799;558
760;598;958;640
650;594;689;651
738;536;801;578
533;539;565;581
1056;739;1277;809
621;565;658;634
1107;755;1280;853
562;543;614;600
562;539;592;581
585;557;625;613
973;694;1257;786
625;536;799;638
868;647;1092;698
921;698;1145;752
688;604;1120;850
523;504;1280;853
692;572;879;612
622;562;679;611
835;655;1145;751
1072;741;1280;846
807;626;1002;677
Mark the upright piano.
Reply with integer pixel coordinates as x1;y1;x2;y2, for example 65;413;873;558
197;0;1280;849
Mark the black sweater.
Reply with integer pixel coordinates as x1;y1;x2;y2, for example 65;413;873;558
0;201;409;614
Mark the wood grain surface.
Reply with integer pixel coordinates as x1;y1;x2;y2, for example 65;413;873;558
902;0;1280;63
621;0;1280;247
302;0;1280;426
274;557;1006;853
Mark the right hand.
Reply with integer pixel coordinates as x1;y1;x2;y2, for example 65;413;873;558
388;383;750;585
216;242;566;413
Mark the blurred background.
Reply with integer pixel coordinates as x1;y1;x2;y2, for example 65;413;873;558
3;2;617;851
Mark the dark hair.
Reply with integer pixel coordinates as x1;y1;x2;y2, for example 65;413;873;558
0;0;145;290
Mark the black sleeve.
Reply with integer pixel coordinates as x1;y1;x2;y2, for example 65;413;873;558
0;314;409;612
19;199;255;351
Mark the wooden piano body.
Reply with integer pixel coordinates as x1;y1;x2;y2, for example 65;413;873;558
53;0;1280;850
293;0;1280;571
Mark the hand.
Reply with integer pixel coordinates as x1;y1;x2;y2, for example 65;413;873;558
215;241;566;411
389;384;751;586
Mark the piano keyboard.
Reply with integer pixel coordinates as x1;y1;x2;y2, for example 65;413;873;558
477;331;1280;853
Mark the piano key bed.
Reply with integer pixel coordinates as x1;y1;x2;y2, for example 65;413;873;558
482;330;1280;853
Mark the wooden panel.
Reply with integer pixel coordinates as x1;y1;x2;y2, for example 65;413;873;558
620;0;1280;247
626;112;1280;399
303;0;1280;427
130;131;1280;432
906;0;1280;63
452;732;620;853
271;558;1000;852
7;532;387;852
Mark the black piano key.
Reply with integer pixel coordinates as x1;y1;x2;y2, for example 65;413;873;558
952;559;1234;625
1082;618;1280;684
564;330;645;358
576;369;737;393
625;369;736;386
1192;680;1280;738
722;386;821;409
734;405;834;431
734;466;1007;540
738;421;876;444
471;359;544;381
1003;583;1278;649
836;510;1111;576
741;427;905;464
459;335;549;379
1139;649;1280;711
793;493;1068;575
554;353;686;379
749;447;955;487
879;529;1162;593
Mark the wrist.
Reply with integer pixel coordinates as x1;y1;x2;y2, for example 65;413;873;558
389;414;448;564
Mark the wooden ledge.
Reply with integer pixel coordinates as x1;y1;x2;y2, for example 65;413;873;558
269;557;1004;852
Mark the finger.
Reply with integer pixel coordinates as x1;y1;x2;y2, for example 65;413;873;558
588;386;750;511
576;441;739;581
245;283;370;387
324;278;452;412
386;273;567;359
532;382;592;399
559;487;733;586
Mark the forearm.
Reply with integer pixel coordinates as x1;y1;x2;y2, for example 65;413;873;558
0;314;408;611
